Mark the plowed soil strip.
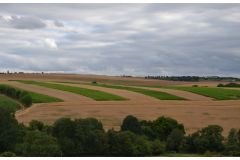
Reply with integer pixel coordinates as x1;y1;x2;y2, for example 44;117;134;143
49;82;159;101
8;83;94;102
127;86;214;101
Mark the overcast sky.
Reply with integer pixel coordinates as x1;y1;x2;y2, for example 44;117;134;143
0;3;239;77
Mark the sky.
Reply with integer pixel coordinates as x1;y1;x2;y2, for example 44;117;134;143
0;3;239;77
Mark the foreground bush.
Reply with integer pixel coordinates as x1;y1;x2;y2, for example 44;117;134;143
0;151;16;157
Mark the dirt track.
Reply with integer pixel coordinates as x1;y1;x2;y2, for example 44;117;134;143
4;82;94;102
127;86;214;101
49;82;159;101
16;100;240;137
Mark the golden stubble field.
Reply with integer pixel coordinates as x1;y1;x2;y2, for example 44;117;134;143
1;73;240;137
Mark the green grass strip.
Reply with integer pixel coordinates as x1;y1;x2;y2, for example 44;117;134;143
0;95;21;111
51;81;187;100
128;85;240;100
1;84;63;103
13;81;128;101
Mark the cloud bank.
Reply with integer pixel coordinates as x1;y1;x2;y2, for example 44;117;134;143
0;3;239;77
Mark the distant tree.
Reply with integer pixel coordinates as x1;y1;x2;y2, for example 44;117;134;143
217;83;224;87
121;115;143;135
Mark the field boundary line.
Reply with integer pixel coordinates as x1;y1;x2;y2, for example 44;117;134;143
0;93;25;113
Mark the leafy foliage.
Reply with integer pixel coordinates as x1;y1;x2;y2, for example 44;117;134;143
121;115;143;135
22;130;59;157
166;129;184;151
0;105;22;153
0;151;16;157
152;116;185;141
193;125;224;154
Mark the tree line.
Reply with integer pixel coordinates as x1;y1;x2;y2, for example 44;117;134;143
0;84;32;107
0;105;240;157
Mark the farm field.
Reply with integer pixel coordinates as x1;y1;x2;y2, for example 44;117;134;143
53;81;213;101
0;84;63;103
1;73;240;137
0;94;21;111
130;85;240;100
51;81;187;100
11;80;128;101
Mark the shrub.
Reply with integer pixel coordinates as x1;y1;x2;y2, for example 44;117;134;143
121;115;143;135
14;91;21;99
20;91;29;99
20;94;32;107
204;150;212;157
192;85;198;87
92;81;97;84
0;151;16;157
217;83;224;87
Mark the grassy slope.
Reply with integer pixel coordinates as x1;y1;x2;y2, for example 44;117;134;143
1;84;63;103
52;81;187;100
14;81;128;101
0;95;21;111
129;85;240;100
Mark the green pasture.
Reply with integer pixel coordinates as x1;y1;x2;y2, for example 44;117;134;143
12;81;128;101
1;84;63;103
51;81;187;100
0;95;21;111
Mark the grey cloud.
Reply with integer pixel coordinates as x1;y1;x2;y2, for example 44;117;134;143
0;4;240;77
10;15;46;29
54;20;64;27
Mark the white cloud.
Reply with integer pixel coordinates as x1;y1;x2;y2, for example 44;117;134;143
44;38;58;49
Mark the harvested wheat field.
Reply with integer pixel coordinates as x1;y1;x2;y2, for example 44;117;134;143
1;73;240;137
15;100;240;137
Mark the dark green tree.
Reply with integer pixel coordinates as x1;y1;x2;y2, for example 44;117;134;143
116;131;136;156
193;125;224;154
152;116;185;141
166;129;184;151
0;105;21;153
121;115;143;135
29;120;44;131
22;130;59;157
